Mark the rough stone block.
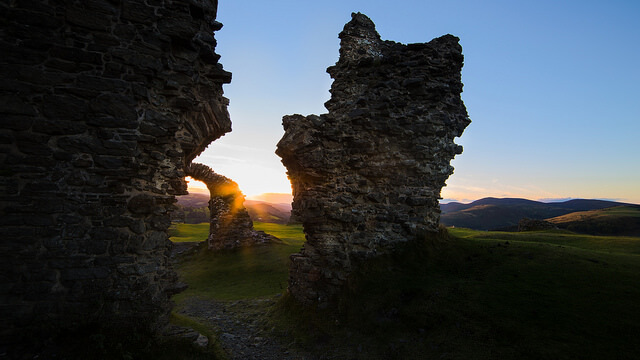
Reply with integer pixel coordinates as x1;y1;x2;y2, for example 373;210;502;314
49;46;103;65
121;1;155;24
62;267;111;281
66;6;112;31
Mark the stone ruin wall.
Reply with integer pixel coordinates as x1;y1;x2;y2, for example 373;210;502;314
276;13;471;306
0;0;231;349
185;162;276;250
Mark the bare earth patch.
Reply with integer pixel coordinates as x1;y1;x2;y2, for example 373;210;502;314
178;297;316;360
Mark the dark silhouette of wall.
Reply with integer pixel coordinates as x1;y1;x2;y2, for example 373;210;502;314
277;13;470;306
0;0;231;351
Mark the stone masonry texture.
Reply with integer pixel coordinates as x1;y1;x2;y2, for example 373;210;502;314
185;162;276;250
0;0;231;352
276;13;470;306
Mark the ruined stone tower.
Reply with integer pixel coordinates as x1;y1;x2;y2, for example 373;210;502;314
0;0;230;350
277;13;470;306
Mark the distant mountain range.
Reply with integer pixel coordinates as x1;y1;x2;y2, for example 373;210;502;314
176;192;210;208
244;200;291;224
440;197;639;234
175;192;291;224
177;193;639;235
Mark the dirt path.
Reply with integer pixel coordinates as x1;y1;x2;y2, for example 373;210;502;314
178;297;320;360
170;242;327;359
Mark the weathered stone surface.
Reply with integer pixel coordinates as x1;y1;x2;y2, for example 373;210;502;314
276;13;470;306
185;163;278;250
0;0;231;353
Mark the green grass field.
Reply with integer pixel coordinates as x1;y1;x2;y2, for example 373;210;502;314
171;222;305;302
450;227;640;255
314;228;640;359
547;205;640;236
169;223;209;243
550;205;640;222
171;223;640;359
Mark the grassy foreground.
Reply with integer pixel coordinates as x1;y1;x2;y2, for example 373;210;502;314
171;222;305;302
171;223;640;359
168;222;210;243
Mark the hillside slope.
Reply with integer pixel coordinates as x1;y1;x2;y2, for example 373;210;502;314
175;192;292;224
176;192;210;208
440;197;632;231
547;205;640;236
244;200;291;224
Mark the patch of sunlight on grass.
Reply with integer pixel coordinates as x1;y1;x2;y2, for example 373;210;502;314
172;223;305;303
253;221;305;246
447;227;640;255
169;223;209;243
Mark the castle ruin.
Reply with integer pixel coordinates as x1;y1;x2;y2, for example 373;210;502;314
0;0;231;350
0;2;470;353
277;13;470;306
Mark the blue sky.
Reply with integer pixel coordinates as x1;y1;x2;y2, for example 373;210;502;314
191;0;640;204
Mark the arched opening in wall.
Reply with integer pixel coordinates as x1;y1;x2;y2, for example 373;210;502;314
169;177;211;243
168;164;303;308
181;162;275;251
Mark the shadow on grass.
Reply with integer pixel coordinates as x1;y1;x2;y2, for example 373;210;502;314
270;228;640;359
169;222;640;359
38;323;222;360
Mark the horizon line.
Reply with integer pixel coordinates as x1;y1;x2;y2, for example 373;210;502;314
184;188;638;206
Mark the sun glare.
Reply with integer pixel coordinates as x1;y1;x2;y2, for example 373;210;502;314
186;172;293;199
228;167;292;198
185;176;208;193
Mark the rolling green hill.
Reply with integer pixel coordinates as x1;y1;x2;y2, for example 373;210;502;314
174;192;292;224
547;205;640;236
244;200;291;224
440;197;634;231
277;228;640;359
170;223;640;359
168;222;209;243
176;192;210;208
171;222;305;301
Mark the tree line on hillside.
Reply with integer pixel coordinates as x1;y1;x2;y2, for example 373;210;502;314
171;202;292;225
171;205;209;224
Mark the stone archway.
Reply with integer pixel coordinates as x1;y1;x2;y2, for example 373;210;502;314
184;162;275;250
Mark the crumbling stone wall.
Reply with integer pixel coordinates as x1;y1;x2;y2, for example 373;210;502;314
185;162;275;250
276;13;471;306
0;0;230;350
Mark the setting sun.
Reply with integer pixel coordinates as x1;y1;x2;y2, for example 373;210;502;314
191;136;293;199
185;177;208;193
